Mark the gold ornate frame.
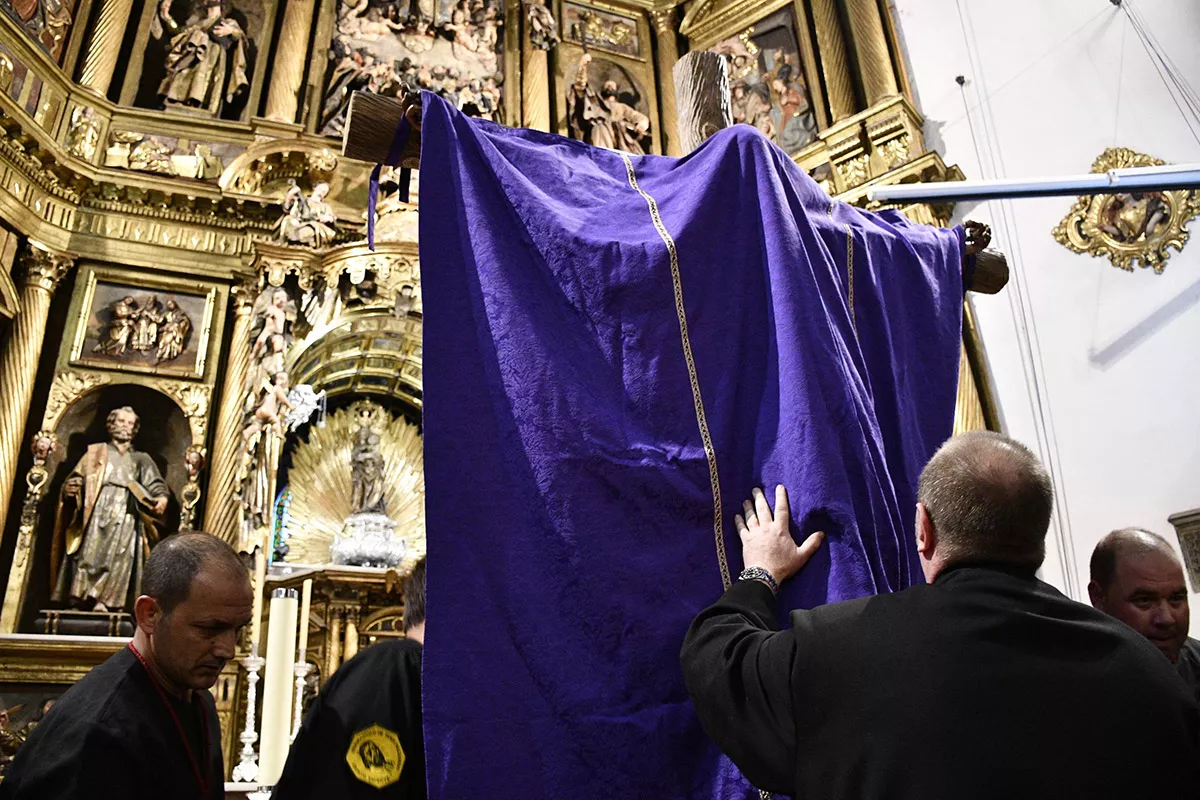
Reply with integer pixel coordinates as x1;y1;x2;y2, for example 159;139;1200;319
67;264;219;380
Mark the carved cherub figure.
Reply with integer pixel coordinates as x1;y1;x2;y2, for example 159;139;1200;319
243;372;295;444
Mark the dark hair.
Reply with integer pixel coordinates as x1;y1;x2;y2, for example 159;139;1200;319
917;431;1053;571
142;532;247;614
403;557;426;631
1090;527;1174;590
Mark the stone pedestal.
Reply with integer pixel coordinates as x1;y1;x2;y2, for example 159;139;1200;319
331;513;406;568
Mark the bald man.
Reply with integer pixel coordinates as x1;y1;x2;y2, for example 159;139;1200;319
682;431;1200;799
1089;528;1200;703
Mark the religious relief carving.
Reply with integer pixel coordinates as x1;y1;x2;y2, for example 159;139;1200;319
562;2;637;58
65;106;100;162
711;9;818;155
565;53;651;155
879;135;910;170
836;153;870;190
0;0;73;61
276;181;338;248
103;131;240;180
1053;147;1200;274
525;0;557;50
152;0;249;117
51;406;169;613
321;0;505;136
71;272;215;379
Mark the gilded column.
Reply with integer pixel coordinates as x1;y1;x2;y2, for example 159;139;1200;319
520;0;551;132
77;0;137;95
843;0;898;106
650;8;681;156
343;608;360;662
204;279;254;549
0;245;72;549
809;0;856;120
326;607;343;676
264;0;318;122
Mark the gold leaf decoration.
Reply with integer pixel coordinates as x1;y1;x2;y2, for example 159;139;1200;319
1052;147;1200;273
281;403;425;570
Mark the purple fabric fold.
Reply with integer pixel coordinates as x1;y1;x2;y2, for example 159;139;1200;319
418;92;964;800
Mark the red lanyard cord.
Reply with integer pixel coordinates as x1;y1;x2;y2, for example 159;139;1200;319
127;642;211;797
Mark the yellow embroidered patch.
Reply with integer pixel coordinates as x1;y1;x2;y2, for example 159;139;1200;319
346;724;405;788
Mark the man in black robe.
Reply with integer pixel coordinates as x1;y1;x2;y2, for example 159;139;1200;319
0;532;252;800
273;556;426;799
1089;527;1200;704
681;432;1200;799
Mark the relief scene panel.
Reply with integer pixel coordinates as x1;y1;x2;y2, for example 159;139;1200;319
322;0;505;136
711;7;818;156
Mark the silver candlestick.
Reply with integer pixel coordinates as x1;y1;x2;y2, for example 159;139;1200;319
290;661;313;742
232;652;266;783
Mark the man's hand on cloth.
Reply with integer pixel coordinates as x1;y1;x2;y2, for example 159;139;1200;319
734;485;824;587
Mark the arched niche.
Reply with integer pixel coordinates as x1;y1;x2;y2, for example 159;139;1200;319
18;383;192;631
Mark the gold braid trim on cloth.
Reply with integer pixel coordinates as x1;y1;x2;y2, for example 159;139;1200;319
618;152;730;591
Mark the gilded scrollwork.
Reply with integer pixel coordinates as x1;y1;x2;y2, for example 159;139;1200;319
43;371;110;431
1053;148;1200;273
160;380;213;444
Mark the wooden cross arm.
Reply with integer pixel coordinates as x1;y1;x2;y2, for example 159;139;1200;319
343;90;423;168
340;89;1008;294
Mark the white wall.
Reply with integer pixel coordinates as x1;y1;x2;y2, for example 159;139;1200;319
891;0;1200;627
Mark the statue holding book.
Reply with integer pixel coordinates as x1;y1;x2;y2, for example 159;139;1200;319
51;406;169;612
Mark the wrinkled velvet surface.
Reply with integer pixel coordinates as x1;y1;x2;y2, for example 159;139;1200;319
418;92;964;800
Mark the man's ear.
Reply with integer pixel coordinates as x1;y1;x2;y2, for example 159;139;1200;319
1087;580;1105;610
134;595;163;635
916;502;936;557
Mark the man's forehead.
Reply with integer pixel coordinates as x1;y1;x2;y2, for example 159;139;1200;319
1115;550;1186;590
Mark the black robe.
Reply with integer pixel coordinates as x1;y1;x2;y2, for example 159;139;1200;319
0;646;223;800
1177;637;1200;707
273;638;425;800
681;565;1200;799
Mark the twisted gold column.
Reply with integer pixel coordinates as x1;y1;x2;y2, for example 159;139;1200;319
651;8;681;156
521;34;551;131
843;0;898;106
264;0;318;122
77;0;137;95
0;245;72;551
203;281;254;548
810;0;856;121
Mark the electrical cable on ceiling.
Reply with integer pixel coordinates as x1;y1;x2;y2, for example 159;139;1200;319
1119;0;1200;148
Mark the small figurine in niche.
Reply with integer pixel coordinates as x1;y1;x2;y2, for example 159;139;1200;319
276;181;338;248
95;295;139;356
243;372;295;444
526;0;558;51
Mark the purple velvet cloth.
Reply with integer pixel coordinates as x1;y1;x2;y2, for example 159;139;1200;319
418;92;964;799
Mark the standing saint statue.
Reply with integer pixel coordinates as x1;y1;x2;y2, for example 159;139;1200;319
51;407;169;612
153;0;249;116
350;416;386;515
565;53;650;155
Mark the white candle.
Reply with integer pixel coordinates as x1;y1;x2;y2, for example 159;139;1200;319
259;588;298;785
297;579;313;662
250;545;267;656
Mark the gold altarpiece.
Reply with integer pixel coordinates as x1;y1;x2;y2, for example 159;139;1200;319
0;0;996;777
